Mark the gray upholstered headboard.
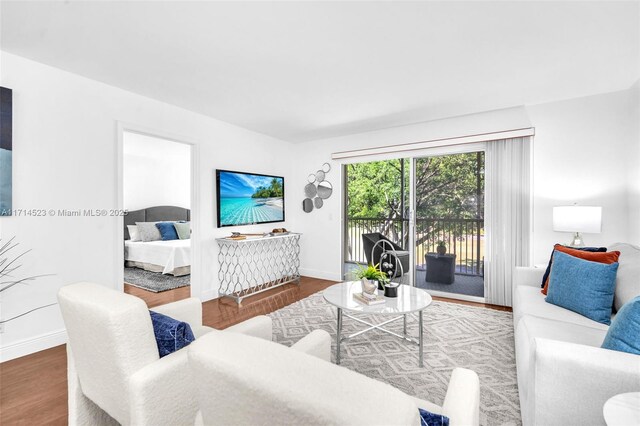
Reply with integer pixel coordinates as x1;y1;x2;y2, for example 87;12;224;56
124;206;190;240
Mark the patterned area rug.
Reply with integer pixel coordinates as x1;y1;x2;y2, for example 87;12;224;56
268;292;520;426
124;267;190;292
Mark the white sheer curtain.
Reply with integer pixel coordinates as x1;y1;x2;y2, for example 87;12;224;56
484;137;532;306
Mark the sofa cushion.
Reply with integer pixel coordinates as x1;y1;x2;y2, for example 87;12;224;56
609;243;640;312
602;296;640;355
515;315;608;405
513;285;610;332
542;245;619;295
541;244;607;289
545;251;619;325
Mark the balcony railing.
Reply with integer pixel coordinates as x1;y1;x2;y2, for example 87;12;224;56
346;217;484;276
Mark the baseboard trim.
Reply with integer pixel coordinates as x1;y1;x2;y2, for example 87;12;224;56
300;268;341;282
426;289;486;304
0;329;67;363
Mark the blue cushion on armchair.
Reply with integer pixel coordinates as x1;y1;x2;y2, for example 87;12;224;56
419;408;449;426
149;311;195;357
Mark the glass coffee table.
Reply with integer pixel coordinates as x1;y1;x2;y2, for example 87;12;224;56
323;281;432;367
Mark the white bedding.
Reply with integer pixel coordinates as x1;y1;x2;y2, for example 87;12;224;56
125;239;190;275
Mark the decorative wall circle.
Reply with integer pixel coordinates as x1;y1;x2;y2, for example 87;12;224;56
303;161;332;213
304;183;317;198
302;198;314;213
317;180;333;199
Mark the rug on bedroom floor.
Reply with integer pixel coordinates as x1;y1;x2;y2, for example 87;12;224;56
267;292;520;426
124;267;190;293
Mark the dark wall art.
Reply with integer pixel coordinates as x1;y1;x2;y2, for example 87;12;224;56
0;87;12;216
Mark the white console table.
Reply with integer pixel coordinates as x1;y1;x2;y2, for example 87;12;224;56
215;233;301;304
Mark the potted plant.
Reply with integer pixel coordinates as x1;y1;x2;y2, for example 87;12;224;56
436;240;447;256
355;263;389;291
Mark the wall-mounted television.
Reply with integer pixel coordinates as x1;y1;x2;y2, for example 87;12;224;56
216;169;285;227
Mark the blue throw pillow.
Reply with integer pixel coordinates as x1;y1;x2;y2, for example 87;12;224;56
601;296;640;355
541;245;607;288
149;311;195;357
545;251;618;325
419;408;449;426
155;222;179;241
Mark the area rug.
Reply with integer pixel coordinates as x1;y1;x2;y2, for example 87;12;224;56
123;267;190;293
268;292;520;426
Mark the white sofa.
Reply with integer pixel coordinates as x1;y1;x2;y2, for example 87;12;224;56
512;243;640;426
58;282;327;426
188;329;481;426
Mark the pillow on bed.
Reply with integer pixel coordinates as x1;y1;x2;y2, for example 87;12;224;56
174;222;191;240
136;222;162;242
156;222;179;241
127;225;141;242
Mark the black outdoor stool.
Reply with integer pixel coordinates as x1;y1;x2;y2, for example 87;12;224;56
425;253;456;284
361;232;410;279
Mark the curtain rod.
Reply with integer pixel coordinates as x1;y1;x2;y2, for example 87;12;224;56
331;127;535;160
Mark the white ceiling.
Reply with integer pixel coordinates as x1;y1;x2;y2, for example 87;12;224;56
1;1;638;143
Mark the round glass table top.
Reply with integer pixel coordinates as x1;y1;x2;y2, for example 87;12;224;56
323;281;432;314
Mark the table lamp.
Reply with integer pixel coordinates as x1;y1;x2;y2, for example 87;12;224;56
553;205;602;247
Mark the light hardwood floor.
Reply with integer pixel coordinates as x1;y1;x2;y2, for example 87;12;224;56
0;277;509;425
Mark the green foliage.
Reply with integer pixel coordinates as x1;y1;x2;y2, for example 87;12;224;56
251;178;284;198
415;152;484;220
346;153;484;220
346;159;408;219
355;263;388;282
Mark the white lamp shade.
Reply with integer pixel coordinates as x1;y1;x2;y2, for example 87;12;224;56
553;206;602;233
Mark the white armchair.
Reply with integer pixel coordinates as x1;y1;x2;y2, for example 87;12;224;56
188;329;480;426
58;282;271;426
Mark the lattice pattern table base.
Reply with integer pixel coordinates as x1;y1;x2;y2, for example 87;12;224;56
216;234;301;304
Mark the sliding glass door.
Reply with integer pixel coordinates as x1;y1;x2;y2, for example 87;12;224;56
342;149;486;300
413;151;485;299
343;158;411;285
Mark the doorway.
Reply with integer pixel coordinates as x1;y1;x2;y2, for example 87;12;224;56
413;151;485;299
120;131;193;305
342;149;486;302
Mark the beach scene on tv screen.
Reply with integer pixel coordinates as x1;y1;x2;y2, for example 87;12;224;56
218;171;284;226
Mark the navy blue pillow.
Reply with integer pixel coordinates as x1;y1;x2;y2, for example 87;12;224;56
545;251;618;325
419;408;449;426
155;222;179;241
149;311;195;357
541;245;607;288
602;296;640;355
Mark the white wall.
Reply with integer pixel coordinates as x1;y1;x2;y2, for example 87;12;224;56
527;88;639;260
291;88;639;282
627;81;640;244
0;52;294;361
123;132;191;211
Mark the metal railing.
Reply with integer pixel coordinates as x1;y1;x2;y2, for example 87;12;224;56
346;217;484;276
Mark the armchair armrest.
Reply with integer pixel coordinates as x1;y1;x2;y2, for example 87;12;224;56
531;338;640;426
225;315;272;340
441;368;480;426
514;267;545;288
152;297;203;328
291;329;331;361
129;349;198;425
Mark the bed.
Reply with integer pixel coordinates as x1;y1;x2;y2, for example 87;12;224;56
124;206;191;276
